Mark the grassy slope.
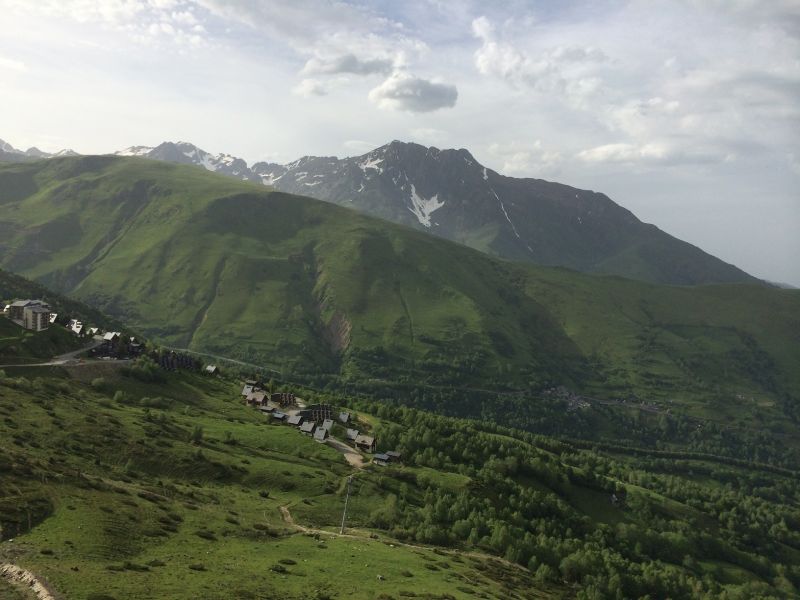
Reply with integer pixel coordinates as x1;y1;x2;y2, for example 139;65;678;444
2;366;798;598
0;156;797;420
0;367;559;600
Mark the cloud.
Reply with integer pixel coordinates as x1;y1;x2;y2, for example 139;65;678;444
488;140;563;176
471;15;606;106
368;72;457;113
0;55;27;71
576;142;732;166
292;78;327;97
302;53;393;76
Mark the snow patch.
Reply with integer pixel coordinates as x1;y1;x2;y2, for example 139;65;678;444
359;155;384;174
491;188;531;253
407;184;444;228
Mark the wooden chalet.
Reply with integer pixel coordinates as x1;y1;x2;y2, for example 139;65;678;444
300;421;316;435
313;427;328;442
354;434;376;453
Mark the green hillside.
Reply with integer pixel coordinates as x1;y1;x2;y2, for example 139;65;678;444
0;157;798;446
1;363;798;598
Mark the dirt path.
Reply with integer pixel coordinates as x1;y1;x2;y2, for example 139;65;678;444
277;504;528;574
325;438;365;469
0;564;57;600
0;339;108;369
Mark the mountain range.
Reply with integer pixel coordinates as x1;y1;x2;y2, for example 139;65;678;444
1;137;759;286
0;156;797;424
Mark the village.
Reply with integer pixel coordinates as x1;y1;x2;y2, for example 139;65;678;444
239;380;401;468
3;297;144;360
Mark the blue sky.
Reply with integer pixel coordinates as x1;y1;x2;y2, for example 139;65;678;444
1;0;798;284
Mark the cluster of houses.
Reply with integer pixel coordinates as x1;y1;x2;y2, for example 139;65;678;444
239;382;401;466
4;299;53;331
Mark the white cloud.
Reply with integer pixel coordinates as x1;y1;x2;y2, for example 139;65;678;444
0;55;26;71
488;140;563;176
302;53;393;76
368;72;457;113
292;78;327;97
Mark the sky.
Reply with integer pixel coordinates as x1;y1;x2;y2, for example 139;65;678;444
1;0;798;285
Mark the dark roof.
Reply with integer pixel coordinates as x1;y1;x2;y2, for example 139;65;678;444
386;451;401;458
259;406;274;413
374;454;390;461
272;411;287;420
287;415;303;425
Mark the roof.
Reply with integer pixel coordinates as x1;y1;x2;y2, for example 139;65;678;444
103;331;120;340
386;451;401;458
204;365;218;373
49;313;58;323
247;391;266;403
338;412;350;422
272;411;287;420
321;419;334;430
259;406;274;413
354;434;375;446
300;421;316;433
10;299;37;307
345;428;359;440
241;384;254;396
26;306;51;314
287;415;303;425
313;428;328;440
374;454;390;461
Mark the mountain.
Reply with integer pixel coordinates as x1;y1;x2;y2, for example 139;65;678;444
0;156;797;425
116;141;261;182
0;138;78;163
0;137;762;285
259;141;759;286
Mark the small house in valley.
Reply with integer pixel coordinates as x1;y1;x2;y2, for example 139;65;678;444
300;421;316;435
272;411;287;421
241;384;254;397
373;453;390;466
313;427;328;442
354;434;376;453
321;418;334;431
345;428;359;442
287;414;303;426
204;365;219;375
338;411;350;424
386;451;402;463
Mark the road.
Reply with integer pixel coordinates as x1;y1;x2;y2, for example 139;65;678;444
0;339;112;369
325;437;365;469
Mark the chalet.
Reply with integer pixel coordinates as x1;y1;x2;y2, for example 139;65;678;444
300;421;316;435
287;414;303;426
386;451;402;463
48;313;58;324
246;391;267;406
345;428;359;442
259;406;275;414
338;411;350;424
272;411;287;421
313;427;328;442
103;331;121;343
321;418;334;432
69;320;84;336
23;305;51;331
241;384;255;397
373;453;390;466
204;365;219;375
354;434;376;453
271;392;295;407
87;327;99;336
